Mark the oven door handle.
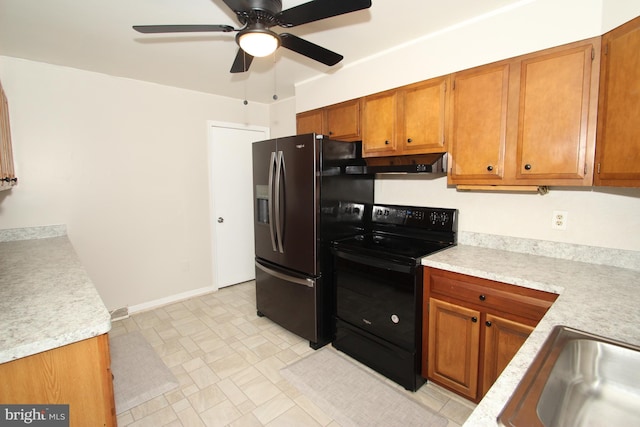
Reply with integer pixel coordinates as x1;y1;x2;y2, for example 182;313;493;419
333;250;414;274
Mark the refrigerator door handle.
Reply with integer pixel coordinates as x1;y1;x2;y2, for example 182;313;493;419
268;151;278;251
255;261;315;288
274;150;285;253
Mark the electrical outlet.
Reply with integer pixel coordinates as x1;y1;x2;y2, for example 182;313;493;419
552;210;568;230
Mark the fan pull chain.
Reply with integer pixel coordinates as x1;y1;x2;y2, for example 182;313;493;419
272;52;278;101
243;51;249;105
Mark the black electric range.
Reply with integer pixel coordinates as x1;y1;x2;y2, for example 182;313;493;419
331;204;457;391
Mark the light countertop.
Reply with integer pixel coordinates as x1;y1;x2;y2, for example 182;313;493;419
0;233;111;364
422;243;640;426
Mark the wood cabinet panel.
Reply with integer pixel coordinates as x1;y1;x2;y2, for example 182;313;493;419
429;268;555;322
595;15;640;187
296;109;323;135
0;334;116;426
423;267;558;402
481;314;534;396
296;99;361;141
325;99;361;141
448;38;600;187
449;64;509;180
400;77;448;154
363;76;449;158
362;90;397;156
517;44;595;180
0;80;17;191
427;298;480;400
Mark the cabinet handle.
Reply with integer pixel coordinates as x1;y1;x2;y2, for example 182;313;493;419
524;164;532;170
479;294;486;301
471;316;478;323
486;321;492;327
407;138;412;143
384;140;390;145
487;165;493;172
328;131;333;135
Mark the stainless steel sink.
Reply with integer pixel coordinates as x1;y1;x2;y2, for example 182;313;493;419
498;326;640;427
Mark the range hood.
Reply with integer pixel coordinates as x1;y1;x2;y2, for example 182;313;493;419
364;153;448;174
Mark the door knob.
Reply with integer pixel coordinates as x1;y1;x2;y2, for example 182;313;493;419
218;217;224;223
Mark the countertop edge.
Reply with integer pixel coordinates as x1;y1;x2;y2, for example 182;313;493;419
0;232;112;365
1;318;112;364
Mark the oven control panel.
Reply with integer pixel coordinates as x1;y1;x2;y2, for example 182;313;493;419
372;205;457;231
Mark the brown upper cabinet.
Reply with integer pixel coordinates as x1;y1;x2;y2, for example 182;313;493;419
0;81;17;191
594;16;640;187
362;76;448;158
295;15;640;189
362;89;397;156
295;99;361;142
325;99;361;141
295;108;323;136
448;37;601;187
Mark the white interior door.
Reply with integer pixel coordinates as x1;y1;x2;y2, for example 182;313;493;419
208;122;269;288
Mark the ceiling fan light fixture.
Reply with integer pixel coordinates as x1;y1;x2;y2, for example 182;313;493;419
237;28;280;57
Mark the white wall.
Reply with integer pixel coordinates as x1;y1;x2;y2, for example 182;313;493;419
269;96;296;138
293;0;640;252
0;56;270;310
375;176;640;251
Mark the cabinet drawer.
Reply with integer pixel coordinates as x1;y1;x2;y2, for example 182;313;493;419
428;268;556;321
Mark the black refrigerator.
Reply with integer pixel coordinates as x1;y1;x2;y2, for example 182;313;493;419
252;134;374;349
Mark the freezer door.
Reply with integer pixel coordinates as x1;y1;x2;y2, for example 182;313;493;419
255;259;318;343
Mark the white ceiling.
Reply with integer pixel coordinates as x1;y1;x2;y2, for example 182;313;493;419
0;0;522;104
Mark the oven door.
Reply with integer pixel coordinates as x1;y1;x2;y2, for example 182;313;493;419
332;248;421;351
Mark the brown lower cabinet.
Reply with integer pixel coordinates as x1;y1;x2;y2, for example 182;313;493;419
422;267;557;402
0;334;116;426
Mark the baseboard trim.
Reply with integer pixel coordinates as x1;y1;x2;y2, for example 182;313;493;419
127;285;217;315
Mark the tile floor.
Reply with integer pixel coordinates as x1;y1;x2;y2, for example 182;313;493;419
109;281;476;427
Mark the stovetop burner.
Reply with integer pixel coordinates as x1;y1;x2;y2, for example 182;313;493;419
333;204;458;264
346;232;452;259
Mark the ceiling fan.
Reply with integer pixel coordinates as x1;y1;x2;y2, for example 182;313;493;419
133;0;372;73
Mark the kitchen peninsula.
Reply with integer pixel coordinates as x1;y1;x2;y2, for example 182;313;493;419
0;226;116;426
422;233;640;426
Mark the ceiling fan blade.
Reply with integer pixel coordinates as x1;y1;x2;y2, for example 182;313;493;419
276;0;371;27
230;49;254;73
280;33;343;66
133;25;235;34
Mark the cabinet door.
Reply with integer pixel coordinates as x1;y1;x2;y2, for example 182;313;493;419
400;77;448;154
427;298;480;400
481;314;534;397
325;99;361;141
362;90;397;157
595;16;640;187
517;40;598;183
0;81;17;191
296;109;324;135
0;335;116;426
448;64;509;182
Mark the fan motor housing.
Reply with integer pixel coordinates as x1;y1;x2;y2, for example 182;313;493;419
235;0;282;26
240;0;282;16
